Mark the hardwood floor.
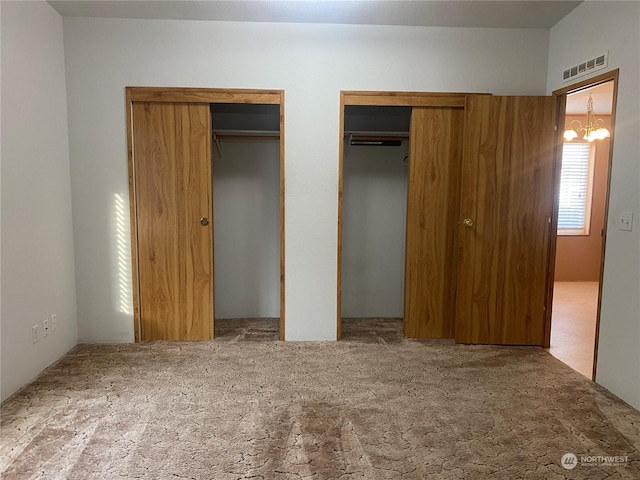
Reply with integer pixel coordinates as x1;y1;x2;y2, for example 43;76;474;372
549;282;599;379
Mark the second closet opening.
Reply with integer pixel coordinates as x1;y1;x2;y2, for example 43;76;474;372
341;105;411;341
211;103;281;340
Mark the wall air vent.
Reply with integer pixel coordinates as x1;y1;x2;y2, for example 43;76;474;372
562;51;608;83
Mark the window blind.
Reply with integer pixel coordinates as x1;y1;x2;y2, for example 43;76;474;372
558;143;592;233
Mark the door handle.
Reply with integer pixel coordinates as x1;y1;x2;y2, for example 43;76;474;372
200;217;209;226
462;218;474;227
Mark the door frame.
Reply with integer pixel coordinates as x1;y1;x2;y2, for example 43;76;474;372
126;87;286;341
543;70;619;380
337;91;470;339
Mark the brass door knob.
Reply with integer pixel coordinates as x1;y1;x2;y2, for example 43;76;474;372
200;217;209;226
463;218;474;227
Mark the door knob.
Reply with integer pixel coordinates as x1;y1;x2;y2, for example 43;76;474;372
463;218;474;227
200;217;209;226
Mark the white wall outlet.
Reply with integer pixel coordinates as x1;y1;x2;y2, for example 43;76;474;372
32;325;40;343
618;211;634;232
43;319;50;337
51;314;57;332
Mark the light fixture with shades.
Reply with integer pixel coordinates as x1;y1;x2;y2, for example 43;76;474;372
563;93;610;142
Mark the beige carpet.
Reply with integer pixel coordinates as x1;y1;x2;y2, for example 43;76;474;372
2;319;640;479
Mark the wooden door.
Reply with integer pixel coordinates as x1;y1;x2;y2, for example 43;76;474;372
455;95;555;345
404;107;464;338
132;102;213;340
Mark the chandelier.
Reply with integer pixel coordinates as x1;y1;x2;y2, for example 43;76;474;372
563;93;610;142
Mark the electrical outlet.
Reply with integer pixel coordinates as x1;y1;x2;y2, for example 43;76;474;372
32;325;40;344
618;211;634;232
43;319;50;337
51;314;57;332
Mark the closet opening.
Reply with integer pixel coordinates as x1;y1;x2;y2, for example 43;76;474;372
127;87;285;342
340;105;411;342
211;104;281;341
339;91;559;345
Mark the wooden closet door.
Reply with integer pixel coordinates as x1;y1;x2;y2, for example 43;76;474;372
455;96;555;345
404;107;464;338
133;102;213;341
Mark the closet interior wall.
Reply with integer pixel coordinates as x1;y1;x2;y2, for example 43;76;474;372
341;106;411;323
211;104;281;323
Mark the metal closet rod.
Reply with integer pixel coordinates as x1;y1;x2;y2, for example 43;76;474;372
345;131;409;151
211;129;407;138
212;129;280;137
212;130;280;158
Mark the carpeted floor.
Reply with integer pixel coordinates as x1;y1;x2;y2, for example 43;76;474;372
2;319;639;479
215;318;281;342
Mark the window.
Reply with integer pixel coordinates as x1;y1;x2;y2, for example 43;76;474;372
558;143;594;235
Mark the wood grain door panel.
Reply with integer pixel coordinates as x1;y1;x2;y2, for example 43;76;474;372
455;96;554;345
404;107;464;338
133;102;213;341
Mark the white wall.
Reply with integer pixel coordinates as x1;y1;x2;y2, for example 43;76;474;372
547;1;640;410
342;142;408;318
61;17;550;342
1;1;77;401
213;140;280;318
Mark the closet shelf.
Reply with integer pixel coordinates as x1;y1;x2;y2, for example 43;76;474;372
345;131;409;142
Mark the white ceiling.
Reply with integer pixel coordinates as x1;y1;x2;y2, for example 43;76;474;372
565;81;614;115
48;1;582;29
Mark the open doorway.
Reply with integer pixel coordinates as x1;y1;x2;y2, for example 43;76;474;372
211;104;282;341
340;106;410;342
337;92;467;342
549;77;616;379
338;96;464;342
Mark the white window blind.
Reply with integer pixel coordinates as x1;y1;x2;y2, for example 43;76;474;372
558;143;593;235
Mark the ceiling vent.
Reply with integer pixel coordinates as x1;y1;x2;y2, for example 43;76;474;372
562;51;608;83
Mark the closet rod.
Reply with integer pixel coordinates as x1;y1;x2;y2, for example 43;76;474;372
345;131;408;150
211;130;280;157
213;129;280;139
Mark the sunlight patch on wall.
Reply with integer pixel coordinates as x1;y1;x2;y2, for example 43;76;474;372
114;193;133;316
